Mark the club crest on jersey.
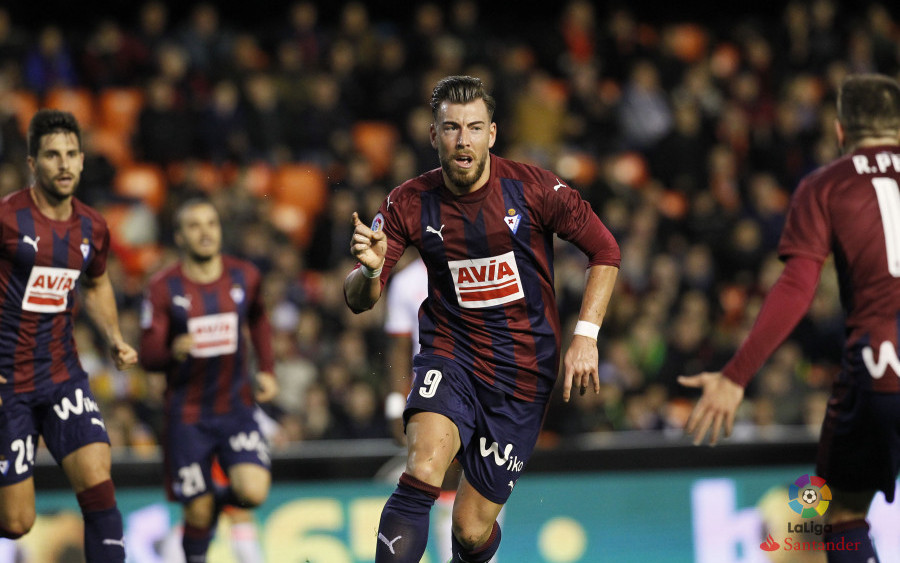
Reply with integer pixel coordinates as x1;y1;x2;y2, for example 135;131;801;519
22;266;81;313
80;238;90;261
230;285;245;304
504;208;521;234
371;213;385;233
448;251;525;308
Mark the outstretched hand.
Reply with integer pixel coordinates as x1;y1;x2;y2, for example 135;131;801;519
350;212;387;271
678;372;744;446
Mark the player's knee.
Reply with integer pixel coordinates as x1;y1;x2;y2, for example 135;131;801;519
451;519;493;551
0;512;35;539
233;482;268;508
184;495;216;528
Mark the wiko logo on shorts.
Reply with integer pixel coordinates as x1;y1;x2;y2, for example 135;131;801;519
478;438;523;472
53;388;100;420
229;431;270;464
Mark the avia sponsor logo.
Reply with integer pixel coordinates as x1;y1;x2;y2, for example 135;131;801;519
478;437;523;472
21;266;81;313
229;431;270;465
448;251;524;309
53;388;100;420
187;312;238;358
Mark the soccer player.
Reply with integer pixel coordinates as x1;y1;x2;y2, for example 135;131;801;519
140;198;276;563
345;75;620;563
0;109;137;562
680;74;900;562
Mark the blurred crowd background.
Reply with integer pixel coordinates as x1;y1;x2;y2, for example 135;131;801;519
0;0;893;455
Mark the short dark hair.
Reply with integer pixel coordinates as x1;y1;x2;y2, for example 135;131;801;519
430;75;496;120
174;196;218;231
27;109;82;158
838;74;900;143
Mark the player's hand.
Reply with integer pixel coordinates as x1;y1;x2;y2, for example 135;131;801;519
562;335;600;402
171;334;194;363
678;372;745;446
111;341;138;371
0;373;6;407
255;372;279;403
350;212;386;271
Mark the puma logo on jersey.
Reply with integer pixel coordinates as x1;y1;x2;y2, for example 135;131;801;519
172;295;192;310
553;178;566;191
448;251;525;308
22;235;39;252
378;533;402;554
426;224;445;241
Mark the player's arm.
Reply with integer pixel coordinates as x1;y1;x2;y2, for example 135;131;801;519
82;271;138;370
247;270;278;403
344;211;388;313
679;255;823;445
562;264;618;402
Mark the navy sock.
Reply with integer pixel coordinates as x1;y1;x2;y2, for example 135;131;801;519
183;523;214;563
77;480;125;563
376;472;440;562
824;519;879;563
451;521;501;563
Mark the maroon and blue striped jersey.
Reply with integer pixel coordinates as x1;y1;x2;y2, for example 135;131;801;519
0;188;109;394
139;256;274;423
366;154;620;403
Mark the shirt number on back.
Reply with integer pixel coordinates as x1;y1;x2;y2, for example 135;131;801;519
418;369;442;398
872;177;900;277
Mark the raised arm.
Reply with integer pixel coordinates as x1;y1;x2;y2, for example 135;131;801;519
344;212;388;313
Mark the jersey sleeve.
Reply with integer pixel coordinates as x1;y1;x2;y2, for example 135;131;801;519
778;176;832;262
365;185;412;288
538;175;621;268
246;265;275;373
85;222;110;278
139;280;173;371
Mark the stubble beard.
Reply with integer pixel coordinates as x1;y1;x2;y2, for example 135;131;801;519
440;152;487;191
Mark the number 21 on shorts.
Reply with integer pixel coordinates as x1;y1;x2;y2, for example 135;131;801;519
419;369;442;398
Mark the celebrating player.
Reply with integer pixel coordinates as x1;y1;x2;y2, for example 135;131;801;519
0;109;137;562
140;198;276;563
680;74;900;562
345;75;620;563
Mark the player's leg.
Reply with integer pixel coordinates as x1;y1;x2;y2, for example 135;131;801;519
0;480;36;538
226;507;265;563
60;442;125;563
376;411;460;562
822;489;879;563
182;492;217;562
449;473;503;563
225;463;270;508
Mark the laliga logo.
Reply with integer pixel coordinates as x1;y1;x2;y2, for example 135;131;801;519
788;474;831;518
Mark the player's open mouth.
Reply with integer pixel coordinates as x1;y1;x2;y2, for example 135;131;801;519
455;155;474;168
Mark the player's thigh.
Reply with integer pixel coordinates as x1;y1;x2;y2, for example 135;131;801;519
452;472;503;546
405;411;461;487
227;463;270;507
60;442;112;493
0;479;36;533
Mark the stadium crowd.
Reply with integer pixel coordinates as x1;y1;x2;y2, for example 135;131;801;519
0;0;893;455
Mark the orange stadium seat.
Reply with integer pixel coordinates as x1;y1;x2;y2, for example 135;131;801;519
97;87;144;137
114;163;167;211
88;127;133;167
269;201;314;246
222;161;274;198
44;87;95;130
271;162;327;217
167;160;223;193
352;121;399;179
7;90;39;137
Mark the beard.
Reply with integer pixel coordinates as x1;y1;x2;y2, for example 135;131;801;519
440;150;488;191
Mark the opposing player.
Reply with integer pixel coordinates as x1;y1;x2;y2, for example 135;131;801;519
140;198;276;563
345;75;620;563
0;109;137;562
680;74;900;562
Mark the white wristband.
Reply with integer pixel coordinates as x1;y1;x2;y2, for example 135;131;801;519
385;392;406;420
360;263;383;279
573;320;600;340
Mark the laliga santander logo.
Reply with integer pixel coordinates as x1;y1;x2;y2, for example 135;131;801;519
788;474;831;518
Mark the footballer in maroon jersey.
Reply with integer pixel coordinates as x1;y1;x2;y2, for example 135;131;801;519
681;75;900;562
140;198;276;562
0;110;137;562
344;76;619;563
